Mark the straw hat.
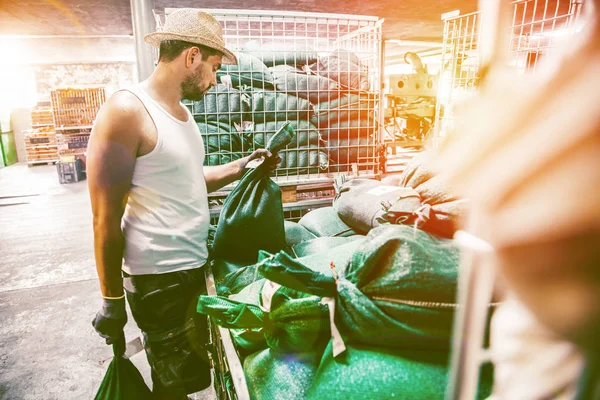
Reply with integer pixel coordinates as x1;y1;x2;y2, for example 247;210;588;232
144;9;237;65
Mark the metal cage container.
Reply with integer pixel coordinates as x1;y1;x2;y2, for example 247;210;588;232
434;0;583;138
164;9;384;187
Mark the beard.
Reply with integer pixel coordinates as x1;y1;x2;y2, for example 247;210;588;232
181;70;210;101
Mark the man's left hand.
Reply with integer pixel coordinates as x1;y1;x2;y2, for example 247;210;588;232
239;149;282;173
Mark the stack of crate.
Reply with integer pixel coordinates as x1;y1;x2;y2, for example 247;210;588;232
51;87;106;162
26;104;58;165
24;126;58;164
31;104;54;128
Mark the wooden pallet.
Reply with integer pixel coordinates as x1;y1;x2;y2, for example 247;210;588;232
27;160;57;167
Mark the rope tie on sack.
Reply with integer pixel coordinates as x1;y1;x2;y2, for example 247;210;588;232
413;203;432;236
321;261;347;357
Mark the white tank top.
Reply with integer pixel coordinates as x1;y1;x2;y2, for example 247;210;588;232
120;85;210;275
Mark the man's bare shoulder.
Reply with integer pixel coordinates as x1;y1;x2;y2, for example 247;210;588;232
96;90;146;127
91;90;150;149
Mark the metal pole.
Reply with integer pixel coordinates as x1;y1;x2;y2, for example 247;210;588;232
130;0;155;82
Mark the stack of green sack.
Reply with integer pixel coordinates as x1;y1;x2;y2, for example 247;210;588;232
256;224;493;399
311;92;378;171
201;224;493;399
241;41;319;68
198;238;366;400
187;47;380;172
204;51;329;172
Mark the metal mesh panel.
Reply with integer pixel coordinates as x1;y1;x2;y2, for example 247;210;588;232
165;9;384;185
435;11;482;138
509;0;584;73
434;0;582;138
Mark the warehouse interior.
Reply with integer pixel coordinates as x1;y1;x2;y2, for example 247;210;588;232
1;1;598;399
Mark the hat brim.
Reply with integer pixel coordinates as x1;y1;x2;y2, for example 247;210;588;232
144;32;238;65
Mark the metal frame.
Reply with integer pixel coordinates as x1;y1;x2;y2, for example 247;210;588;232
162;9;385;187
205;266;250;400
434;0;583;139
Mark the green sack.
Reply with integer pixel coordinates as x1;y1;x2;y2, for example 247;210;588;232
243;120;322;149
217;52;275;90
197;122;248;154
277;146;329;174
205;151;246;167
397;156;469;239
211;124;294;263
308;341;494;400
311;94;376;128
332;178;422;233
212;258;258;296
298;206;359;237
292;236;364;258
229;279;270;352
270;65;343;104
284;220;317;247
326;137;377;167
94;338;152;400
259;225;460;351
242;41;319;67
192;84;251;125
248;89;313;124
320;119;376;140
244;349;321;400
310;50;370;91
197;281;330;353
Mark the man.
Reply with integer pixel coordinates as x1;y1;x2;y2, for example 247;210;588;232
87;9;279;399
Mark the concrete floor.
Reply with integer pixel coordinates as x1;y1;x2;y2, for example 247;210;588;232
0;163;214;400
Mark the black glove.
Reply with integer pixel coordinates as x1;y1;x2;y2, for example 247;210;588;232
92;296;127;345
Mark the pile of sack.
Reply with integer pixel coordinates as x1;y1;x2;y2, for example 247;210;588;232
199;153;493;399
187;46;378;173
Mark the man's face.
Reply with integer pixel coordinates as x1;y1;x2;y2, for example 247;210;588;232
181;52;222;101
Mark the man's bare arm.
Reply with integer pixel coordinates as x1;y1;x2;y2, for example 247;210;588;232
87;92;142;297
204;150;279;193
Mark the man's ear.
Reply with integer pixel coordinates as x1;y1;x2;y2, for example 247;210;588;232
185;47;201;68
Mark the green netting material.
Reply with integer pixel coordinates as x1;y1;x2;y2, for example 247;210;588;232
244;349;322;400
259;225;460;351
